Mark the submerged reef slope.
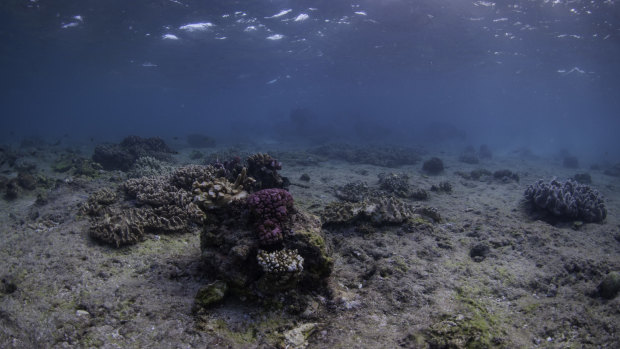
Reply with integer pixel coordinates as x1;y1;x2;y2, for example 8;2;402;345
0;143;618;348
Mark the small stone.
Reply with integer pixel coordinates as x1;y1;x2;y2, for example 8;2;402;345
76;309;90;317
597;271;620;299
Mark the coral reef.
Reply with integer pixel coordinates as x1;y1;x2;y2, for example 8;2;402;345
79;188;118;216
311;143;422;167
378;173;412;198
79;156;330;303
335;181;373;202
200;203;331;297
247;188;295;245
377;172;431;199
86;165;223;246
193;169;253;210
92;135;176;171
127;156;173;178
88;208;147;247
422;157;444;175
524;178;607;223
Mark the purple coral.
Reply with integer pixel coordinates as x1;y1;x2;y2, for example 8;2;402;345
247;189;294;244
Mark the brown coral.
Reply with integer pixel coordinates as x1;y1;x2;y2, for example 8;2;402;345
89;208;146;247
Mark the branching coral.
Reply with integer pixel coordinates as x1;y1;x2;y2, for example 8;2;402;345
525;178;606;222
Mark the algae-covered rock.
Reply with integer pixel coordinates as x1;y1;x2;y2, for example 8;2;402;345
195;280;228;309
597;271;620;299
284;322;319;349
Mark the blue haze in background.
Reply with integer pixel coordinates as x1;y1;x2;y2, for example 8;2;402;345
1;0;619;161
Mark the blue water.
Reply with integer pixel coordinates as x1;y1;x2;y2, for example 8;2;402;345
1;0;619;160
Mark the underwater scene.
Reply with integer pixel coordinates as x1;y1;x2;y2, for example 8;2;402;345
1;0;620;347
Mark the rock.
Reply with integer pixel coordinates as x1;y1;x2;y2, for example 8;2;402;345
195;280;228;308
422;157;444;175
596;271;620;299
284;323;318;349
470;243;490;262
299;173;310;182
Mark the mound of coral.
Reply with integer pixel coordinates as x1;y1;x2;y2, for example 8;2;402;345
81;153;331;301
201;191;331;296
524;178;607;223
92;135;176;171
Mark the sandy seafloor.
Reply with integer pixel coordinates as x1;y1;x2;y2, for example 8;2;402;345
0;142;619;348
